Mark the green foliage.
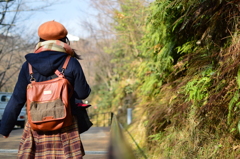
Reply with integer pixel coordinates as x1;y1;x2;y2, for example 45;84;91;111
236;68;240;88
149;132;164;141
228;90;239;125
135;0;240;158
238;121;240;134
90;0;149;114
90;0;240;158
183;66;213;106
176;41;196;54
90;84;113;111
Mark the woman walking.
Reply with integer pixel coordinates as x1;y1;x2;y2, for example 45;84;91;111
0;20;91;159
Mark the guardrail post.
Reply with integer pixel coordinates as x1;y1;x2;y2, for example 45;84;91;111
110;112;114;125
127;108;132;125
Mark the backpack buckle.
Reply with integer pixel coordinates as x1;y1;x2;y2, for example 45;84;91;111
61;68;65;75
30;74;35;82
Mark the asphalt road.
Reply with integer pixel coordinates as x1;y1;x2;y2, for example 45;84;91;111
0;126;110;159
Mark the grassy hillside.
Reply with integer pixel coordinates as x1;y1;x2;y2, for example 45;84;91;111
83;0;240;158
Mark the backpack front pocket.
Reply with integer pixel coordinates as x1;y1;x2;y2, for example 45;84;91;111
29;98;66;123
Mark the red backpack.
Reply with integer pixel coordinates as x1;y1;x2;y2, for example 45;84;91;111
26;56;73;131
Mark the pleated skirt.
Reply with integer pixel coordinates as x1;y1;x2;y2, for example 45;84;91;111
18;118;84;159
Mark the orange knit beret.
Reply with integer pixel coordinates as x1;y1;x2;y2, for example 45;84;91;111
38;21;68;40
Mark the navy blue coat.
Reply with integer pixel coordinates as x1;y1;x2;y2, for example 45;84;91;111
0;51;91;136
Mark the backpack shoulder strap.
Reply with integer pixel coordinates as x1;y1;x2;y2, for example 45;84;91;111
28;63;36;82
55;56;71;77
28;63;33;75
62;56;71;70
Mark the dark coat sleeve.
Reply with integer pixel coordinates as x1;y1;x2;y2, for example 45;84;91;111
0;62;29;136
69;58;91;99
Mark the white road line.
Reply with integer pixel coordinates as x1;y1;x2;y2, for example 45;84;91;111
86;151;107;154
0;149;18;153
0;149;107;155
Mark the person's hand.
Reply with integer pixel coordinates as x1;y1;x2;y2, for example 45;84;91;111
3;136;8;138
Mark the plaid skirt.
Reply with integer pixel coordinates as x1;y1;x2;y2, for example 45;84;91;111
18;118;84;159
